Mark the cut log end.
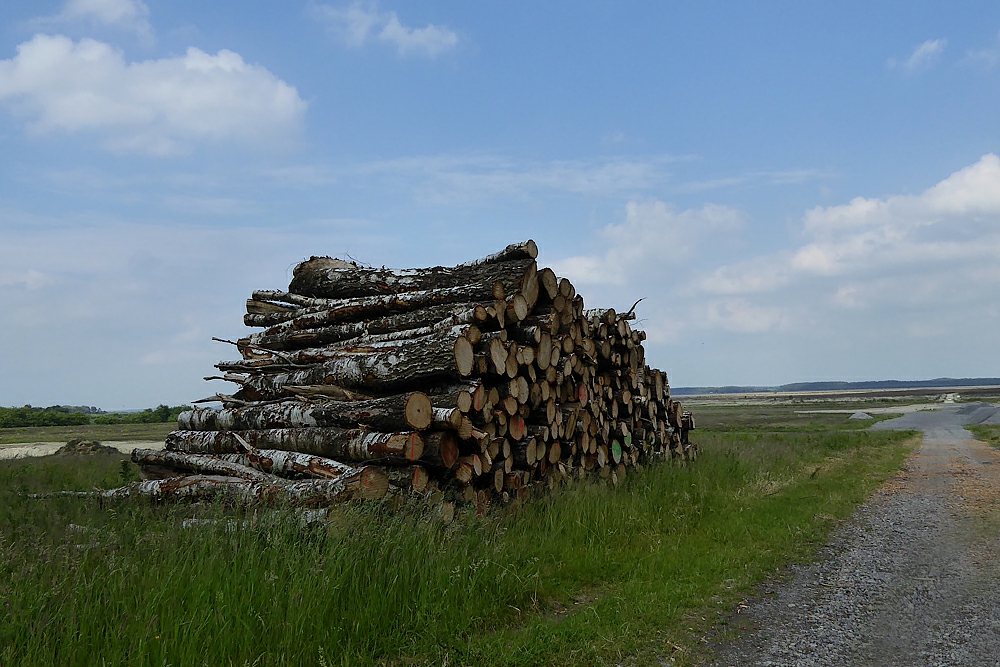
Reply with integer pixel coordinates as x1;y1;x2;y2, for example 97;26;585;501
454;336;475;377
524;239;538;259
359;467;390;499
405;392;433;430
404;432;425;461
412;465;430;493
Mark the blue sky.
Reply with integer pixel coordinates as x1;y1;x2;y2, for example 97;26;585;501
2;1;1000;408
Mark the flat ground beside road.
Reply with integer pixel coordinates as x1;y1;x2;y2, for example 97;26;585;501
0;422;173;459
0;422;175;446
706;401;1000;667
1;396;914;667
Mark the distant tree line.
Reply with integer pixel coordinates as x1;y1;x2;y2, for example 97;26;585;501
0;405;192;429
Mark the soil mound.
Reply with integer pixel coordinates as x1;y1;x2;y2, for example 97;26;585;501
56;439;121;456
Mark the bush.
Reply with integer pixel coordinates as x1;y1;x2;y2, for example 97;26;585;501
1;404;192;428
0;406;91;428
90;405;191;425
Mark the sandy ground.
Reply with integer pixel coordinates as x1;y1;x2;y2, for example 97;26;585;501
707;403;1000;666
0;440;166;460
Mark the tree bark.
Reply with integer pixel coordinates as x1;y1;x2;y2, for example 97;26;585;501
421;430;459;469
383;465;431;493
165;427;424;462
177;393;433;432
454;240;537;267
240;332;476;398
97;471;387;504
220;448;360;480
243;270;534;328
246;299;296;315
241;302;486;351
284;256;536;302
220;325;482;372
131;448;277;482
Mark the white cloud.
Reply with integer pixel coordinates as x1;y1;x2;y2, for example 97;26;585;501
794;154;1000;275
700;256;792;294
697;155;1000;336
0;34;306;155
675;169;828;193
0;269;52;290
0;215;398;407
887;38;946;71
963;31;1000;68
357;154;681;204
690;156;1000;318
965;47;1000;68
550;200;745;286
700;299;788;334
55;0;153;39
311;2;459;57
544;154;1000;370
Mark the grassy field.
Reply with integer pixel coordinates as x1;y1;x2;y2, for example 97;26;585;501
690;405;903;432
968;424;1000;448
0;413;914;666
0;422;175;446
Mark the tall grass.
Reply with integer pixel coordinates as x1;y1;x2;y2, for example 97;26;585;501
967;424;1000;448
0;429;912;666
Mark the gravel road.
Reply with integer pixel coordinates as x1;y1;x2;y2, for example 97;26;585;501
707;403;1000;667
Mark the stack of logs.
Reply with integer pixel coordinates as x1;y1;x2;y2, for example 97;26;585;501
125;240;695;513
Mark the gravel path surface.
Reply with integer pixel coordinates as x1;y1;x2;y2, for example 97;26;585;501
708;403;1000;667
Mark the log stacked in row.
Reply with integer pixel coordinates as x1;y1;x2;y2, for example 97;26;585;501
127;240;695;512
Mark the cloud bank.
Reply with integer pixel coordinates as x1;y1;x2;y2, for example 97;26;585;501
888;38;946;71
548;155;1000;380
33;0;154;41
0;35;306;155
311;2;459;57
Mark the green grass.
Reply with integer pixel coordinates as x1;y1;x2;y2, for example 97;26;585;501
0;422;175;446
692;405;904;432
0;422;913;666
967;424;1000;448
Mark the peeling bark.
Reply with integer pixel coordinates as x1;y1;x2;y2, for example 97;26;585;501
383;465;431;493
241;303;485;352
166;428;424;462
241;333;472;398
131;448;276;482
178;392;432;432
99;472;387;504
288;246;536;299
244;261;534;329
221;324;481;371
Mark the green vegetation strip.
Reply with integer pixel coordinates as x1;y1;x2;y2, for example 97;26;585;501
967;424;1000;448
0;422;177;446
691;405;905;432
0;428;912;666
0;405;190;430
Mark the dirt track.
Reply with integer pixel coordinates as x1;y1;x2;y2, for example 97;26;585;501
708;404;1000;667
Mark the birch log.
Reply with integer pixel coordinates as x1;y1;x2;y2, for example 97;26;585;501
221;324;483;370
246;260;536;328
177;392;433;432
287;252;537;300
100;472;388;504
241;302;486;352
240;333;476;398
220;449;366;480
166;428;424;462
131;448;277;482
